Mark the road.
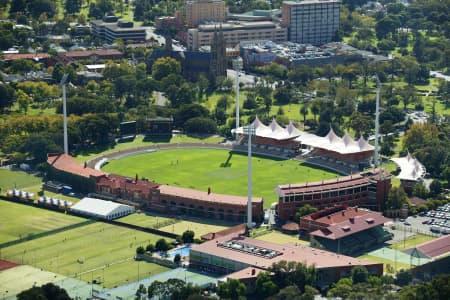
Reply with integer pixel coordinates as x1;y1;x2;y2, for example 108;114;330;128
430;71;450;82
227;69;257;88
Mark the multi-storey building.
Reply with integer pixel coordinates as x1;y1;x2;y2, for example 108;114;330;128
281;0;340;45
186;0;227;28
187;21;287;50
90;16;146;43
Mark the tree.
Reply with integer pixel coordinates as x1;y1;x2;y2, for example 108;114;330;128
136;246;145;255
429;180;442;197
155;238;170;252
386;186;408;210
395;269;412;286
65;0;82;14
174;253;181;265
302;285;319;300
217;278;246;300
174;104;209;128
274;285;301;300
295;204;318;221
181;230;195;244
269;260;316;292
351;266;368;284
412;183;429;199
327;278;353;299
28;0;56;19
184;117;217;134
17;283;70;300
147;279;185;299
300;104;308;124
274;86;292;105
0;83;15;112
135;283;147;300
145;243;155;253
152;57;181;81
255;271;278;298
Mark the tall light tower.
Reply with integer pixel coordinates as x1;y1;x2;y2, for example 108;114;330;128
233;57;243;142
374;75;381;167
243;124;255;229
59;74;69;154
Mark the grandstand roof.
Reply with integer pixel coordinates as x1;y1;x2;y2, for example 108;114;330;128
158;185;263;206
232;118;373;154
391;152;426;182
97;174;159;192
71;197;134;220
308;208;391;240
191;234;381;270
414;235;450;259
47;154;106;178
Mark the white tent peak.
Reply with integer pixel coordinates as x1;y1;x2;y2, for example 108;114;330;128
343;133;353;146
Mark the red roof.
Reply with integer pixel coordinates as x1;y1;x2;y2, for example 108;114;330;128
416;235;450;259
158;185;263;206
309;209;391;240
47;154;106;178
303;206;374;225
97;174;159;192
3;53;50;60
191;234;381;270
226;267;266;281
201;224;246;240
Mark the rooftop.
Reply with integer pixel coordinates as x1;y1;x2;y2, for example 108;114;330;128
391;153;426;182
59;49;123;58
191;234;381;270
415;235;450;259
158;185;263;206
97;174;159;192
47;154;106;178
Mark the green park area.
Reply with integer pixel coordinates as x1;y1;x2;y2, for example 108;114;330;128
255;231;309;246
0;200;84;244
0;222;173;288
117;213;178;229
102;148;338;207
159;220;229;237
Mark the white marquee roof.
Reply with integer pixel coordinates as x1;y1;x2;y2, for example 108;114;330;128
71;197;134;219
232;117;374;154
391;153;426;182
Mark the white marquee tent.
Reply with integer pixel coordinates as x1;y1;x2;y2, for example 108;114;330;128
391;152;426;182
70;197;135;220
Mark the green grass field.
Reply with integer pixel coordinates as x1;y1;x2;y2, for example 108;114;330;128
389;234;436;251
255;231;309;246
117;213;177;229
158;220;229;237
0;169;41;192
75;134;224;163
1;222;173;287
0;200;84;244
102;148;338;207
358;254;410;273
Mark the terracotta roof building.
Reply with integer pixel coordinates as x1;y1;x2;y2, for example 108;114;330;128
58;49;123;64
301;206;393;255
276;169;391;222
408;235;450;260
148;185;264;223
190;232;383;288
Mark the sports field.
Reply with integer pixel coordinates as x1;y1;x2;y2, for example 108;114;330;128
158;220;229;237
0;222;173;287
117;213;177;229
102;148;338;207
0;200;84;244
0;169;41;192
255;231;309;246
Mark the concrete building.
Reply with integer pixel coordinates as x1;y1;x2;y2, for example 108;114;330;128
190;232;383;288
91;16;146;43
186;0;227;28
188;21;288;50
281;0;340;45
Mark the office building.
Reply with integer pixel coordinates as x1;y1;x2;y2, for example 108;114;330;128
186;0;227;28
91;16;146;43
282;0;340;45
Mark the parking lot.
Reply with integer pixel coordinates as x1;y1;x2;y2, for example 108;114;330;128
388;204;450;236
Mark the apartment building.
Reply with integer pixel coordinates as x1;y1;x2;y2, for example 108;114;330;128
186;0;227;28
282;0;340;45
187;21;287;50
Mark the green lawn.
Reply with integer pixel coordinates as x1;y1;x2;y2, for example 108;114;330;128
0;222;173;287
74;134;224;163
0;200;84;244
117;213;177;229
255;231;309;246
102;148;339;207
0;169;41;192
389;234;436;251
358;254;410;273
158;220;229;237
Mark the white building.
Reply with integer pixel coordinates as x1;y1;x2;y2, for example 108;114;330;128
281;0;340;45
70;197;135;220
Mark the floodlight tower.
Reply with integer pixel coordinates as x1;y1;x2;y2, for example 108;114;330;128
374;75;381;167
243;124;255;229
233;57;243;142
59;74;69;154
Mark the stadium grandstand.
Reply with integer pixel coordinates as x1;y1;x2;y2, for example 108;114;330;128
391;152;426;193
275;169;391;222
299;206;392;255
232;116;374;173
70;197;135;220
